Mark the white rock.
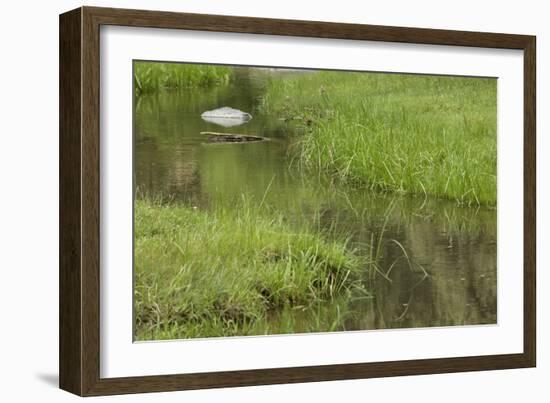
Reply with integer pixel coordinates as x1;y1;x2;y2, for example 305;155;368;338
201;107;252;127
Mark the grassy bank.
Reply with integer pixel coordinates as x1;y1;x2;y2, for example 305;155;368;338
134;199;366;340
134;62;232;95
259;71;497;205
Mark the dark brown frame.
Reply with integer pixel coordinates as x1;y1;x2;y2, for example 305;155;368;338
60;6;536;396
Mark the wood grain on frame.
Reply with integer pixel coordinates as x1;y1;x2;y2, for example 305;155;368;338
59;6;536;396
59;7;83;395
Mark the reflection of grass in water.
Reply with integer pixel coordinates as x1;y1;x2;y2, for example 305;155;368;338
282;172;497;238
134;197;369;340
360;200;428;282
259;71;497;206
134;61;232;95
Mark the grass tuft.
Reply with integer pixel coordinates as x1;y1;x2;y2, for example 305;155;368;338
134;198;366;340
259;71;497;206
134;62;232;95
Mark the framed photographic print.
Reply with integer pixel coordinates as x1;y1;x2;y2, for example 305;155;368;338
59;6;536;396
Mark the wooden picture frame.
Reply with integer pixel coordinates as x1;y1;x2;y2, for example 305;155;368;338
59;6;536;396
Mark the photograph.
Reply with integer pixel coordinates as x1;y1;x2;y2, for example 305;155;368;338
133;61;497;341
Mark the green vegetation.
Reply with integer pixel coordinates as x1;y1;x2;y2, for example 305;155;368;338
134;198;367;340
259;71;497;205
134;62;232;95
132;65;498;340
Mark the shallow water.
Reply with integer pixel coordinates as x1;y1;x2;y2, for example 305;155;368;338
134;69;497;333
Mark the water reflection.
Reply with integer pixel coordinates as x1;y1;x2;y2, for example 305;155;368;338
134;69;497;331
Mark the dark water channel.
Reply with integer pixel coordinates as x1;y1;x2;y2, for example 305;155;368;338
135;69;497;332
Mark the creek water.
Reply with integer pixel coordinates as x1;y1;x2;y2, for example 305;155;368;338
134;69;497;333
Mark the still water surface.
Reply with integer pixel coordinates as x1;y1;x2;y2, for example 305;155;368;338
135;69;497;331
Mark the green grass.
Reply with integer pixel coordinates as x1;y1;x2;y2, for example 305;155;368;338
259;71;497;206
134;62;232;95
134;198;367;340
